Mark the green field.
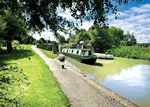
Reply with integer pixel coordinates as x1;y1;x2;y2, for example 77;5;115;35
0;45;70;107
106;46;150;61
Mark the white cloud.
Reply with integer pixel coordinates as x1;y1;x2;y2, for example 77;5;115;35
34;3;150;43
32;32;57;41
130;4;150;13
137;18;150;23
58;13;76;21
79;21;94;31
108;4;150;43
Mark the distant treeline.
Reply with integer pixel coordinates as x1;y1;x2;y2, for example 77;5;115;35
67;25;137;53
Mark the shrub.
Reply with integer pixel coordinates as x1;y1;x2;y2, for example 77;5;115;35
105;46;150;61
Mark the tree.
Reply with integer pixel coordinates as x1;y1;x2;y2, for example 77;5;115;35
46;40;51;43
0;10;28;53
0;15;7;46
39;37;46;43
0;15;7;34
0;0;141;41
69;34;76;44
123;32;137;46
66;38;70;43
50;41;57;45
21;35;35;44
88;25;113;53
75;30;91;45
58;35;66;44
108;26;125;47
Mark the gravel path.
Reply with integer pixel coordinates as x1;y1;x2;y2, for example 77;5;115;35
31;46;138;107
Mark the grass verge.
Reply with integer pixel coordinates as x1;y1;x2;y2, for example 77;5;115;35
38;48;58;58
0;44;70;107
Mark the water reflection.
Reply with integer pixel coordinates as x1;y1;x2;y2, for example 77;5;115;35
64;56;150;107
98;65;150;104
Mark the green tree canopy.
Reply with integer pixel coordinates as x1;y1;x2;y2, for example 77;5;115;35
88;25;113;53
123;32;137;46
0;10;28;53
108;26;125;47
0;0;141;40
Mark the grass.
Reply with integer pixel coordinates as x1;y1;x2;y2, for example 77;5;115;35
0;44;70;107
106;46;150;61
38;48;58;58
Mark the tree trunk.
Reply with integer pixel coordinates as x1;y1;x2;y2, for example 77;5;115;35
7;41;12;53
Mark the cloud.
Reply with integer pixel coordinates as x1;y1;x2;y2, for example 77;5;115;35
58;12;76;21
32;32;58;41
79;21;94;31
108;3;150;43
130;4;150;13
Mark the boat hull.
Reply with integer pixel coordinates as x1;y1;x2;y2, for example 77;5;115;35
62;53;97;64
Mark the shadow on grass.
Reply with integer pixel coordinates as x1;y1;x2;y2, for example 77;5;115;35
0;49;35;67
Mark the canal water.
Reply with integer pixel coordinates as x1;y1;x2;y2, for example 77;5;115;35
63;57;150;107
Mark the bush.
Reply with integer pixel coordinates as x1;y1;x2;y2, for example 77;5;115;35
105;46;150;61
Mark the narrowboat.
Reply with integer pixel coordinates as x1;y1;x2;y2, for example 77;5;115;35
61;48;97;64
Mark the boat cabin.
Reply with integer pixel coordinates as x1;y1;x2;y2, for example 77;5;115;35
62;48;93;56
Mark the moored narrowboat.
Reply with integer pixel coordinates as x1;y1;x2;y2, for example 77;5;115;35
61;48;97;64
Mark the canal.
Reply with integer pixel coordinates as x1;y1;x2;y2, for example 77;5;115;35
63;57;150;107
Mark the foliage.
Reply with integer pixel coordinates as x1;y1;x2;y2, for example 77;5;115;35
123;32;137;46
0;40;7;46
39;37;46;43
106;46;150;61
74;29;91;45
88;25;113;53
1;62;30;107
108;26;125;46
57;35;67;44
0;10;28;53
50;41;57;45
0;0;141;38
0;15;7;34
66;38;70;43
21;35;34;44
46;40;51;43
69;34;76;44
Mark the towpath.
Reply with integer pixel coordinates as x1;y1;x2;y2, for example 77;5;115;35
31;46;138;107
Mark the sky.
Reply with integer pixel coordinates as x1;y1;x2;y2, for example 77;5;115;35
32;0;150;43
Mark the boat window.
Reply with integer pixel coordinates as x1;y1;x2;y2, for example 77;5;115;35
77;50;79;54
72;50;74;53
89;51;91;55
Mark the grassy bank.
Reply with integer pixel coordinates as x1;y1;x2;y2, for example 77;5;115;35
0;45;70;107
38;48;58;58
106;46;150;61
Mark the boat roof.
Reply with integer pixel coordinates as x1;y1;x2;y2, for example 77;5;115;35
62;48;92;50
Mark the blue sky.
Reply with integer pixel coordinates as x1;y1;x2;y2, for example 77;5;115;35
32;0;150;43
